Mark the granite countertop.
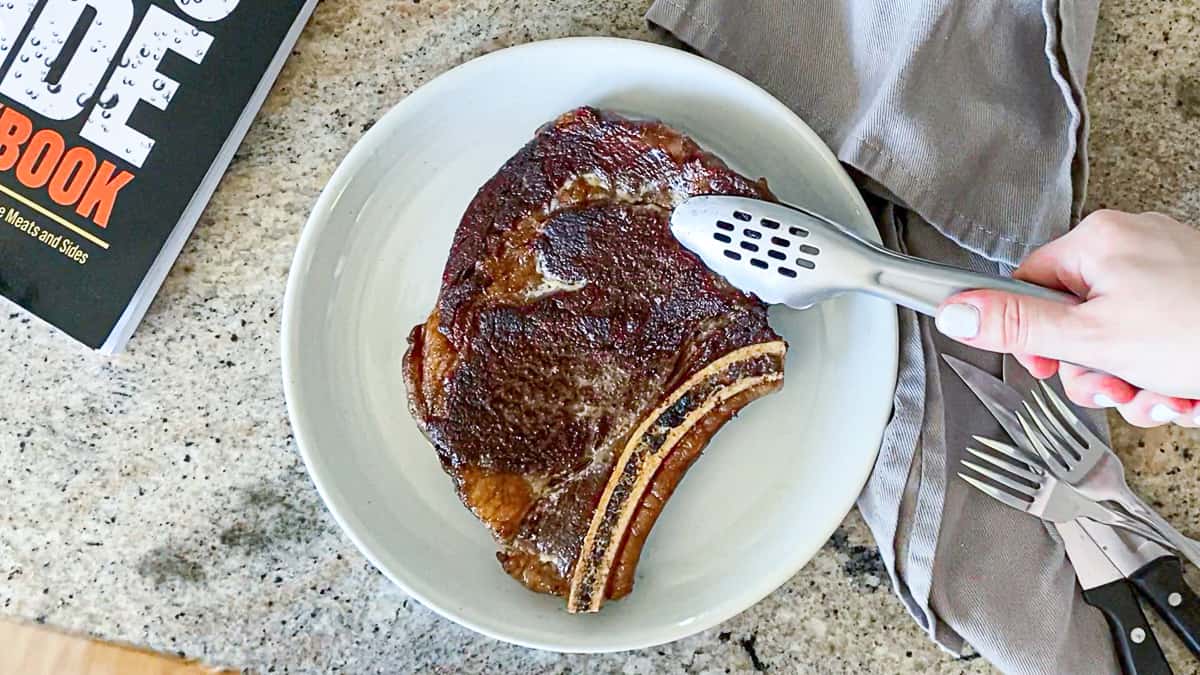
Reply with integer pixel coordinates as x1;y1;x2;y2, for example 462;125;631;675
1;1;1197;673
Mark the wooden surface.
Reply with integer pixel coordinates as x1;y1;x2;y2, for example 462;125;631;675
0;620;237;675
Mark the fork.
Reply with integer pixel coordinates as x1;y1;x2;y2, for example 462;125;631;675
1018;382;1200;568
959;436;1173;546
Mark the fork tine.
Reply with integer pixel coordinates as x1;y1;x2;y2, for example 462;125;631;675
972;435;1044;473
965;446;1041;483
1021;402;1076;464
958;472;1034;512
1017;410;1071;472
961;458;1037;497
1038;380;1107;448
1027;396;1084;458
1029;388;1086;459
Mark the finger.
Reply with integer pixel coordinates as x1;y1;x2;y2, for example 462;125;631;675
1114;390;1196;428
934;291;1094;365
1016;354;1059;379
1013;234;1090;298
1057;364;1138;408
1012;209;1139;299
1177;403;1200;429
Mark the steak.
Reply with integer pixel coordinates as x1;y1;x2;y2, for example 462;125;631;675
403;107;786;612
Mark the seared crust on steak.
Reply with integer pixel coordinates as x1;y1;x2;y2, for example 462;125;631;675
403;107;786;612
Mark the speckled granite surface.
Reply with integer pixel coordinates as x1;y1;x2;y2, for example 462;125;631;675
1;1;1197;673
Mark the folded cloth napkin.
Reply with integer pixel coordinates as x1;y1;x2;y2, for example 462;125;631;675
648;1;1111;672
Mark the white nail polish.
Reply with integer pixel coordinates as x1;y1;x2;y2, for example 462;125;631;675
935;304;980;339
1093;394;1118;408
1150;404;1181;423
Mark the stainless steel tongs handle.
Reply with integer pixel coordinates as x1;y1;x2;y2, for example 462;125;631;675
860;245;1077;316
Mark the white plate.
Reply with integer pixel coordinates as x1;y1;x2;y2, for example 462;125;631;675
282;37;898;653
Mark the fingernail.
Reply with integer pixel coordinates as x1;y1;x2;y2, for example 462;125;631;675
1093;394;1118;408
1150;404;1181;423
935;304;980;339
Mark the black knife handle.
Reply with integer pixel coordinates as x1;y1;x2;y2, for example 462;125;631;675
1131;557;1200;657
1084;580;1173;675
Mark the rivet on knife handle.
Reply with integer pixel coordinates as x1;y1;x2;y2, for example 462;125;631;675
1131;557;1200;657
1083;580;1174;675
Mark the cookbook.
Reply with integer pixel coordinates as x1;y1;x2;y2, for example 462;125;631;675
0;0;318;351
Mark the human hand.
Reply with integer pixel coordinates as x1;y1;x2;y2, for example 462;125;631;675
934;209;1200;428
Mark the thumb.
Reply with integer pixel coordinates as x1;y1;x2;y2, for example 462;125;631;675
934;290;1089;362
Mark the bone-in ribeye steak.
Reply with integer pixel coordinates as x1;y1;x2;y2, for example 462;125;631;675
403;107;786;612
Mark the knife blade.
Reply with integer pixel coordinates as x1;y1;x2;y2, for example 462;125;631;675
943;354;1027;446
1061;519;1126;588
944;355;1174;673
1082;519;1200;656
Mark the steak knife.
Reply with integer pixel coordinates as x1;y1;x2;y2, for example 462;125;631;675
1081;518;1200;656
1058;520;1173;674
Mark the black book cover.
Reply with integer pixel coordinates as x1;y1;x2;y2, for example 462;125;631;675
0;0;314;349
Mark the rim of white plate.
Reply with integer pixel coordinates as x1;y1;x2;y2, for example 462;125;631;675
281;36;899;653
